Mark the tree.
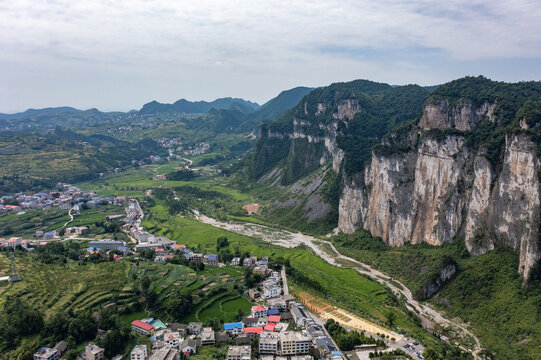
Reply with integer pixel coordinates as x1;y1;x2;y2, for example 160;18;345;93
386;312;396;327
216;236;229;251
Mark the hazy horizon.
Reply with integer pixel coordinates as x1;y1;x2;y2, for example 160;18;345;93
1;0;541;113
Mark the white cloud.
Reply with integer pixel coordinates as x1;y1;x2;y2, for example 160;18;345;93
0;0;540;111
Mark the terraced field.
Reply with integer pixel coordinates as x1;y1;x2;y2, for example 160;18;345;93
0;251;132;317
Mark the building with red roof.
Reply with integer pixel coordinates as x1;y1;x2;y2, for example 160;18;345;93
251;305;268;318
244;327;264;336
132;320;155;335
268;315;281;323
264;323;277;332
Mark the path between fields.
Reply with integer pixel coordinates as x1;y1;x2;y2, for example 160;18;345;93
195;214;482;359
61;207;75;229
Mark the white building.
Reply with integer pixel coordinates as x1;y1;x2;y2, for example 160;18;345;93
163;331;181;349
34;348;59;360
251;305;267;318
260;332;279;354
279;331;311;356
262;284;281;299
85;344;105;360
131;345;148;360
226;345;251;360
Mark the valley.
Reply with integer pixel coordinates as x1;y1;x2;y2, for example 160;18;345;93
2;76;541;360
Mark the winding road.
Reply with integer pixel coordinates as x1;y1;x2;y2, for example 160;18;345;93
195;214;482;359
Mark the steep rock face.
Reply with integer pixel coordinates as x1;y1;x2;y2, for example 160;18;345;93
338;100;541;279
333;99;362;121
411;136;469;245
361;151;417;246
419;99;496;131
348;134;472;246
338;174;367;234
464;154;494;254
492;135;540;279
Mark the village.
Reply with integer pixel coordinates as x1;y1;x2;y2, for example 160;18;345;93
1;186;421;360
32;251;357;360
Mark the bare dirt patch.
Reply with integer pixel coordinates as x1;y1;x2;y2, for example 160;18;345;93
242;203;260;214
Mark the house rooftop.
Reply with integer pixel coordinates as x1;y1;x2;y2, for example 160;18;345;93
224;322;243;330
132;320;155;331
244;327;264;335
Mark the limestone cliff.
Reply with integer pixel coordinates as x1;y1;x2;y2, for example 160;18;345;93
338;93;541;280
253;76;541;280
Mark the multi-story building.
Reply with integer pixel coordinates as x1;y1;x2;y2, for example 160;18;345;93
206;254;218;266
188;322;203;335
200;327;215;346
85;344;105;360
279;331;311;356
163;331;181;349
89;239;124;250
259;332;279;354
262;284;281;299
224;322;244;335
148;347;178;360
226;345;251;360
251;305;267;318
131;345;148;360
132;320;155;336
191;253;204;264
33;348;59;360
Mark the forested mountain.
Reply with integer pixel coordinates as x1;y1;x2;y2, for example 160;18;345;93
247;86;314;124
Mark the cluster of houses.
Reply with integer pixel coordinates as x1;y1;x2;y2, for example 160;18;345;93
0;183;127;214
34;342;106;360
220;300;342;360
156;137;210;157
157;137;183;151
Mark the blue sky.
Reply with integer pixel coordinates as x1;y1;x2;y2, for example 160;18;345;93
1;0;540;112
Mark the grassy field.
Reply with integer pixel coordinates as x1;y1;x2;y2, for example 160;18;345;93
332;231;541;360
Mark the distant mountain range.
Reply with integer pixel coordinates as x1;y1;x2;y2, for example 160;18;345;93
138;97;260;115
0;87;314;133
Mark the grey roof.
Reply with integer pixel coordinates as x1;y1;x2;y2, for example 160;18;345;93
54;340;68;352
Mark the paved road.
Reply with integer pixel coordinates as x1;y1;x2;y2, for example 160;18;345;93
281;266;289;295
196;215;481;359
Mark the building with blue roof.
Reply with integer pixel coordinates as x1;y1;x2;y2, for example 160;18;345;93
224;322;244;335
206;254;219;266
267;308;279;316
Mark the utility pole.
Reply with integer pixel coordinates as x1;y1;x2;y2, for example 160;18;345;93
9;250;19;282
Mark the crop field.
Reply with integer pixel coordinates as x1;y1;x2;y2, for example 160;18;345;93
0;251;132;317
0;208;69;238
127;261;250;323
79;164;251;201
183;292;252;323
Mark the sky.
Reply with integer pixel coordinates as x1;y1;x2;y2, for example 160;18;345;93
1;0;541;113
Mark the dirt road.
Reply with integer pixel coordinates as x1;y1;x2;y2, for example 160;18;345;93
196;214;482;358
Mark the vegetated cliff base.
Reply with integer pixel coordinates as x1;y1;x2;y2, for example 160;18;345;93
338;77;541;281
